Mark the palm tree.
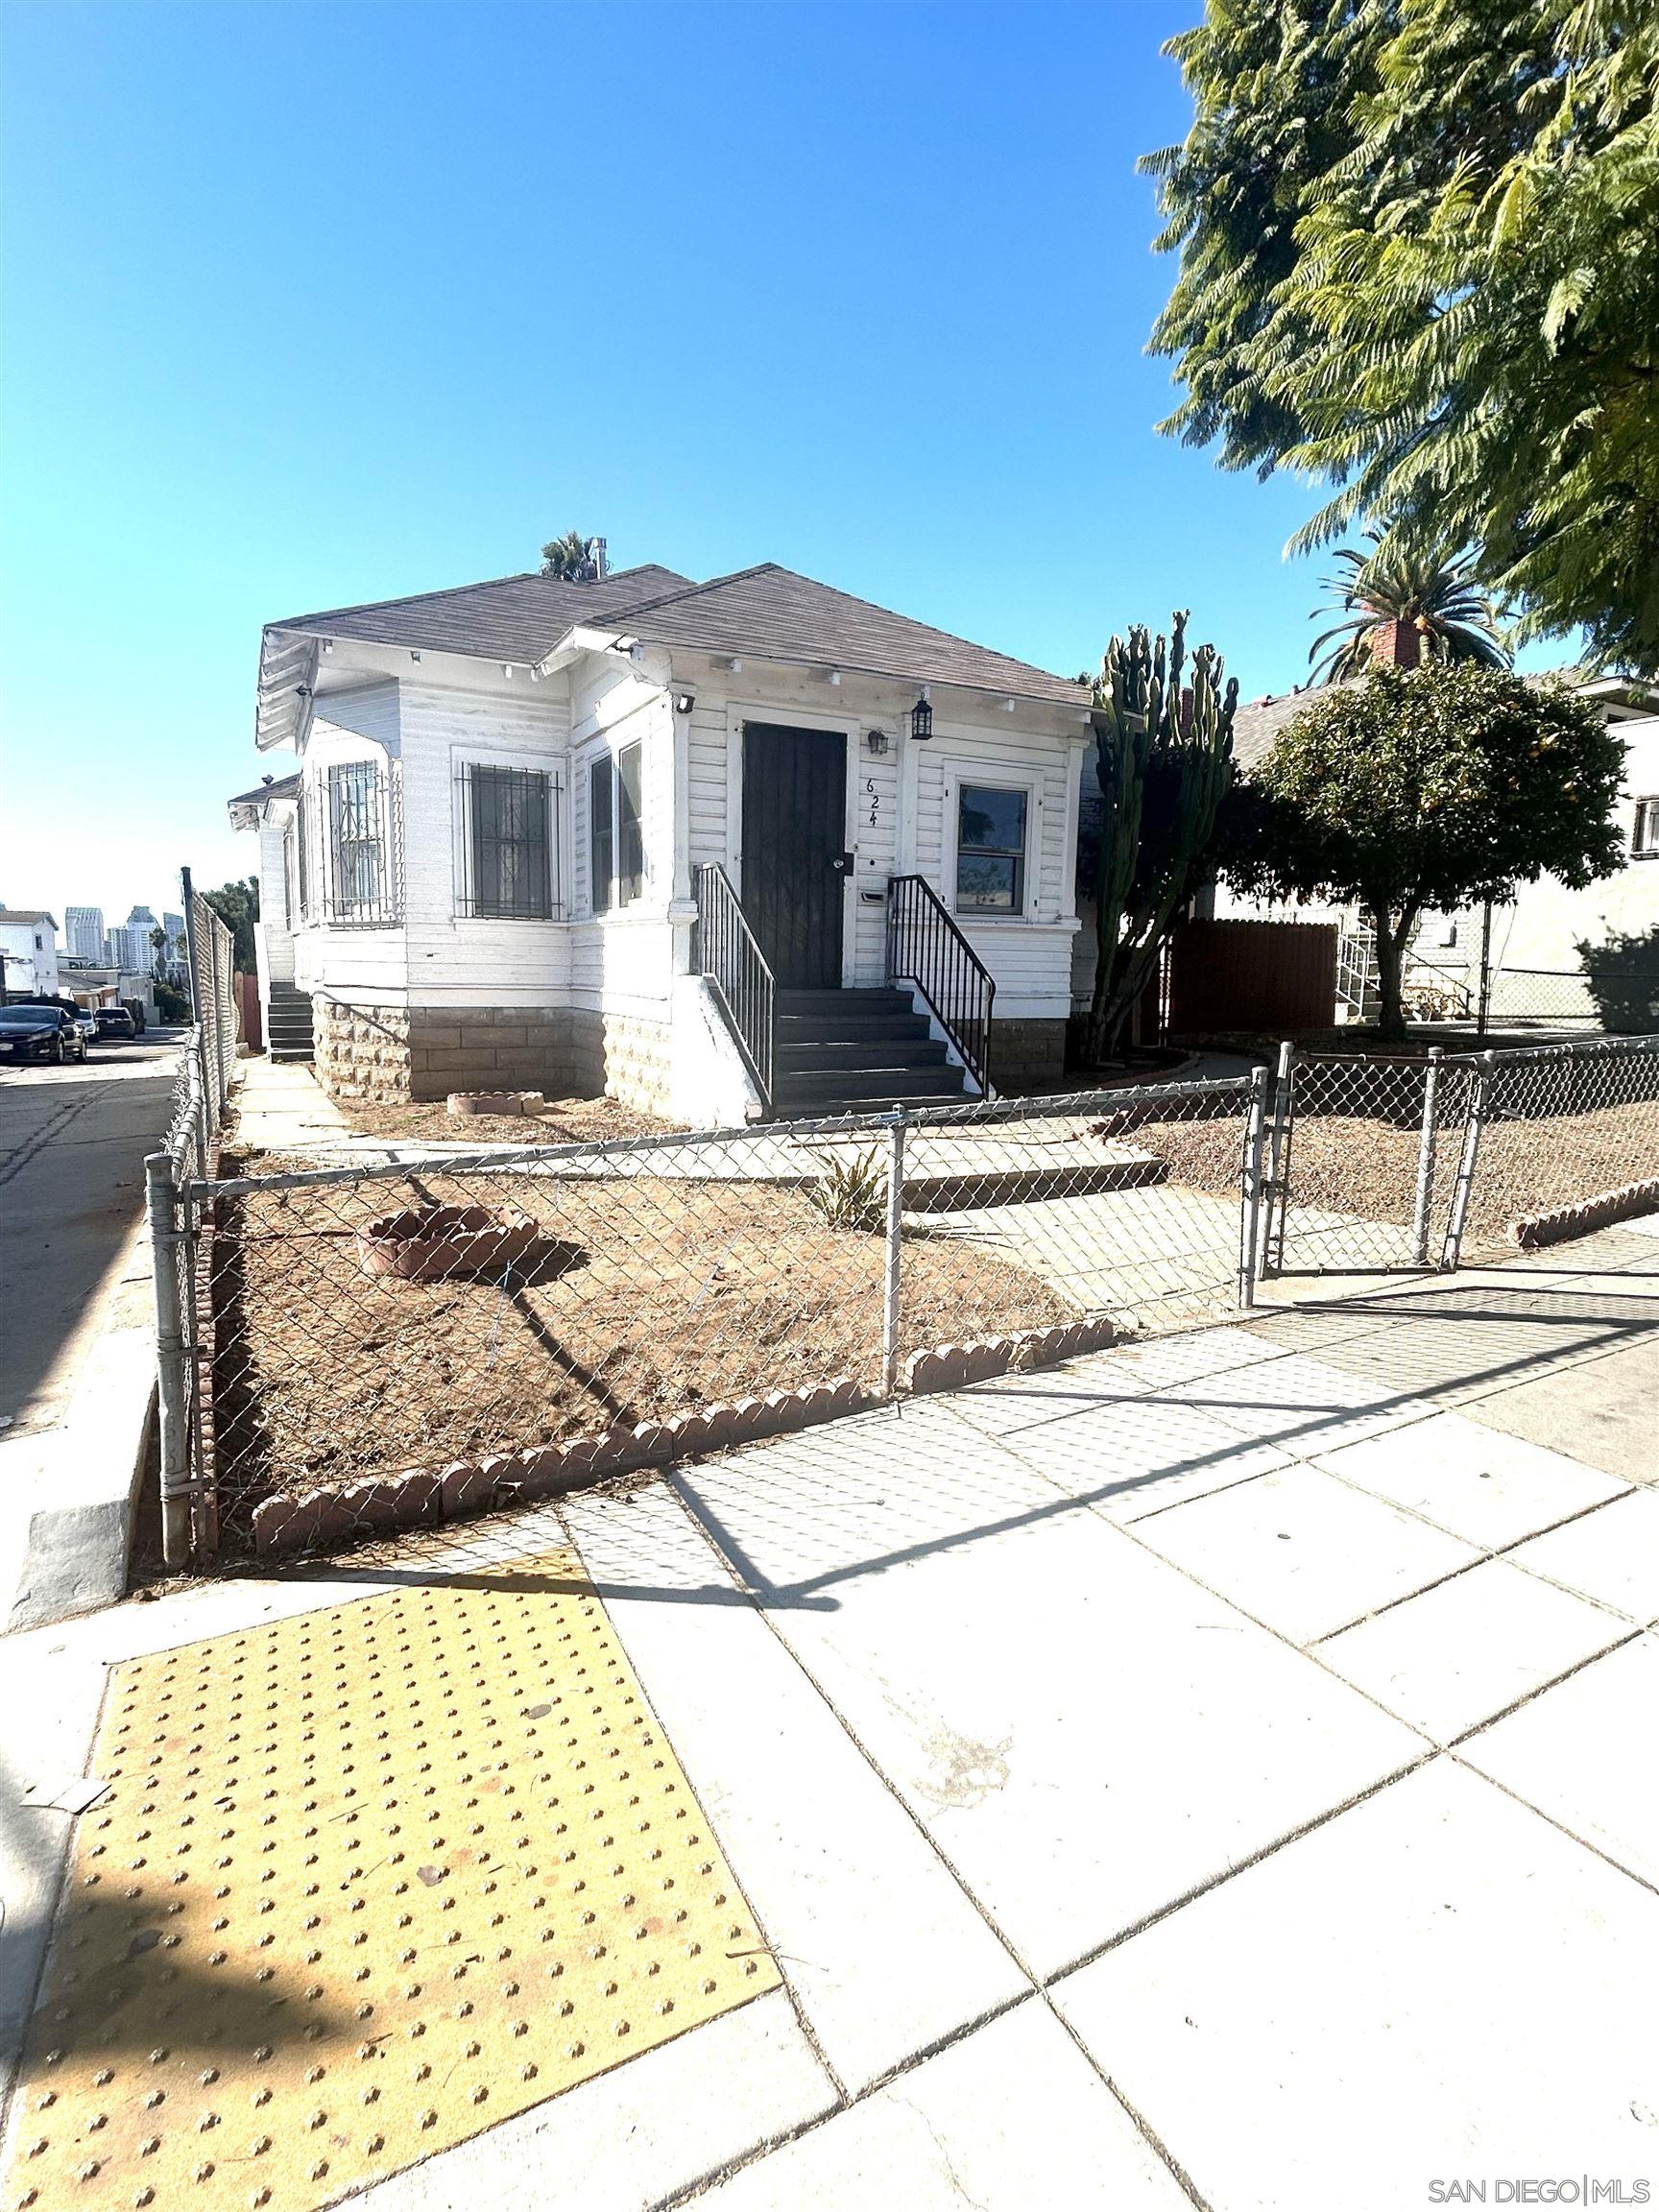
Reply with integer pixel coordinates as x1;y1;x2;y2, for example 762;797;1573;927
541;530;598;582
1309;530;1511;684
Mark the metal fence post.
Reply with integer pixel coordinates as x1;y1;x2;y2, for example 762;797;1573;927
1259;1041;1295;1279
1476;901;1493;1039
1443;1048;1497;1270
1408;1046;1445;1267
146;1151;195;1570
1238;1061;1271;1308
881;1110;908;1396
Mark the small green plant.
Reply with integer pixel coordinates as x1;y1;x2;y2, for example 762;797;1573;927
805;1145;888;1235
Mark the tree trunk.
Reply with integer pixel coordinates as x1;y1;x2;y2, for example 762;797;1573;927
1371;907;1409;1043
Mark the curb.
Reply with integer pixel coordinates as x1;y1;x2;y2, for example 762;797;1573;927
0;1300;156;1634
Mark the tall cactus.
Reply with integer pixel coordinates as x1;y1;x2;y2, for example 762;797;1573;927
1084;610;1238;1061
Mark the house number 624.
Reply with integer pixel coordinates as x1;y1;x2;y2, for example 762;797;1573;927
866;777;879;829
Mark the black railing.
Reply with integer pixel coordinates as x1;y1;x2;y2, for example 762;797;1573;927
886;874;996;1095
694;863;778;1117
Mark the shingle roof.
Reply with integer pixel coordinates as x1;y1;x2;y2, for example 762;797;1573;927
255;558;1086;748
0;909;57;928
227;774;301;827
266;565;695;664
613;564;1084;707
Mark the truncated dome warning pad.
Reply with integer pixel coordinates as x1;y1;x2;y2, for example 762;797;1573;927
5;1551;778;2210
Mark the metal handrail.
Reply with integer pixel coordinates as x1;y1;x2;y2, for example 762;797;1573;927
693;863;777;1117
885;874;996;1096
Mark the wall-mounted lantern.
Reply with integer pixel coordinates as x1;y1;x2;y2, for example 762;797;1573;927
910;687;932;742
866;729;890;756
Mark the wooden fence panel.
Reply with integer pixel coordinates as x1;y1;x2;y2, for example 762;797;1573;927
1168;920;1337;1036
234;971;262;1052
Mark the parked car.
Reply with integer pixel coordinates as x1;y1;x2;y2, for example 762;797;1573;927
72;1008;98;1051
95;1006;137;1042
0;1003;88;1063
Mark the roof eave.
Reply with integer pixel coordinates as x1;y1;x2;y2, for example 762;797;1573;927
255;628;320;753
630;637;1087;713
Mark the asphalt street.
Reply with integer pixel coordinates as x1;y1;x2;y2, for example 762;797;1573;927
0;1031;183;1436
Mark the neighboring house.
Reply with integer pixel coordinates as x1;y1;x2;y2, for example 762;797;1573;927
1211;673;1659;1027
229;560;1091;1118
0;909;60;998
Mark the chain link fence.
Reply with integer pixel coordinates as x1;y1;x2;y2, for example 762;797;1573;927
1264;1048;1477;1274
144;1031;1658;1569
144;884;240;1563
1263;1035;1659;1273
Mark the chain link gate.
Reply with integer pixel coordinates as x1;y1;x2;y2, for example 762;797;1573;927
1260;1046;1478;1277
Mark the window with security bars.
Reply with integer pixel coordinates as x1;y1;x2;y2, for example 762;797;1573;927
457;763;559;918
588;740;644;914
327;762;397;922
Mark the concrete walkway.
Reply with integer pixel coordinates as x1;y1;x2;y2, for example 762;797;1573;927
1;1225;1654;2210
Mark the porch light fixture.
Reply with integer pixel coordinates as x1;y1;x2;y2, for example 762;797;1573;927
866;729;890;756
910;688;932;742
674;691;696;715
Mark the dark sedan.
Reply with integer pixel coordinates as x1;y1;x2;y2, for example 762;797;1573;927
95;1005;137;1042
0;1004;89;1063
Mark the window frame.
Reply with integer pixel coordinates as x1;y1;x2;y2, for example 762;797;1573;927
946;770;1038;921
583;737;646;917
1632;797;1659;860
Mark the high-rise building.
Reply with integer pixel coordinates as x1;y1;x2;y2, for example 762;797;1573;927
64;905;105;961
162;911;188;981
108;911;159;975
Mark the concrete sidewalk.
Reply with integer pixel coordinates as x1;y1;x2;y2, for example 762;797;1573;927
1;1224;1654;2211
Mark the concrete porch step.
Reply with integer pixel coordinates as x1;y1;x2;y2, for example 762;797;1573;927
779;1038;948;1072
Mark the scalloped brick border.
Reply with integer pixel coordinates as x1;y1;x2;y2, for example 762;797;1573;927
248;1316;1123;1557
902;1315;1118;1397
1511;1175;1659;1251
250;1376;874;1554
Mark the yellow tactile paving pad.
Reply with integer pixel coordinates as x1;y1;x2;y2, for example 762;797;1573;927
5;1551;778;2212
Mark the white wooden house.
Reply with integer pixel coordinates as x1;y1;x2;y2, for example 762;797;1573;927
229;559;1092;1118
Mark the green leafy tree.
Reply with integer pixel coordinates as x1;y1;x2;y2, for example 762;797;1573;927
1145;1;1659;673
1219;663;1626;1040
1575;925;1659;1034
1082;611;1237;1061
202;878;260;976
540;529;599;581
1310;530;1511;684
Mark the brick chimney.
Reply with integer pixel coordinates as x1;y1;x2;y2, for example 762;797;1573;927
1367;616;1424;670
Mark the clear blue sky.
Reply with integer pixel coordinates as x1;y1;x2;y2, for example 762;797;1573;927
1;0;1358;923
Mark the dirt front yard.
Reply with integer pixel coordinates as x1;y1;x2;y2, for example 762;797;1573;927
336;1094;677;1146
207;1156;1070;1538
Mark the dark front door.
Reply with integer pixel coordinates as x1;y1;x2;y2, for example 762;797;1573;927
741;723;848;988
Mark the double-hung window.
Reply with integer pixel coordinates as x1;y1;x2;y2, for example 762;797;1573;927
955;782;1028;914
588;740;644;913
1633;797;1659;859
458;763;555;918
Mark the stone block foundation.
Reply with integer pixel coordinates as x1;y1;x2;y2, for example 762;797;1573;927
568;1009;674;1117
987;1017;1068;1094
311;998;674;1112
